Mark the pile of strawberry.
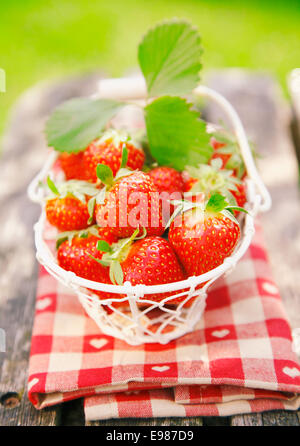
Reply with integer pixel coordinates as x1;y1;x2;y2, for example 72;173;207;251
45;129;247;306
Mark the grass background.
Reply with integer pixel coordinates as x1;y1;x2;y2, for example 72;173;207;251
0;0;300;142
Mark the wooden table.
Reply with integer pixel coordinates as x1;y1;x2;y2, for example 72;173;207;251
0;70;299;426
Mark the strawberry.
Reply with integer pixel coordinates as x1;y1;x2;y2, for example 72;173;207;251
168;193;241;277
57;152;87;181
57;226;117;282
96;170;164;238
57;227;122;305
210;134;246;179
182;170;198;193
45;177;102;231
148;166;184;194
231;182;247;209
181;158;246;210
46;196;91;231
83;129;145;182
148;166;185;224
96;232;186;304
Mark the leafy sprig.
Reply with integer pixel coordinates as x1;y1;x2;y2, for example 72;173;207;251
45;19;212;170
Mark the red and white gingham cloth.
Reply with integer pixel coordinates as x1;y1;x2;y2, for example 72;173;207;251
28;223;300;420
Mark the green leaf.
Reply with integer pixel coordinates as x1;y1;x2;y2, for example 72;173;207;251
145;96;212;170
138;19;202;96
97;240;112;253
47;176;59;195
96;164;114;186
120;144;128;169
206;193;228;213
45;97;123;152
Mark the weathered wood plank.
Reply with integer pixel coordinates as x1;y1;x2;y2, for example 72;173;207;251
0;73;104;426
204;69;300;426
89;416;203;426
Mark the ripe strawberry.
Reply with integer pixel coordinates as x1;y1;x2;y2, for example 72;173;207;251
57;227;122;305
45;178;101;231
210;135;246;179
97;233;186;304
57;152;87;180
57;227;117;282
96;170;164;238
83;130;145;182
148;166;185;224
168;193;241;277
148;166;184;194
231;182;247;209
182;171;198;192
46;196;91;231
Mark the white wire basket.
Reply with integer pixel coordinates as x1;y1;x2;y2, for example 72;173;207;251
28;79;271;345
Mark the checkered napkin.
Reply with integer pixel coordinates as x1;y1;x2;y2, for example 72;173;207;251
27;223;300;420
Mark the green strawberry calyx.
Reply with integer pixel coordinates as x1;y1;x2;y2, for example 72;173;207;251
95;144;135;188
89;227;147;285
185;158;242;205
166;192;248;229
94;128;141;150
56;225;100;249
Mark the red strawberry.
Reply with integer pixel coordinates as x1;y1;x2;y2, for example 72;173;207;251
45;178;101;231
168;193;241;277
46;196;91;231
182;171;198;192
96;171;164;238
148;166;185;223
148;166;184;194
57;227;117;282
83;130;145;182
57;227;122;305
97;234;186;304
210;135;246;179
57;152;87;181
231;182;247;210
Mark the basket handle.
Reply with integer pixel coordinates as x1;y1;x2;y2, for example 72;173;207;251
97;77;271;213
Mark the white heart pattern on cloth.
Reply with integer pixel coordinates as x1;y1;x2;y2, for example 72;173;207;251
36;297;52;311
152;366;170;372
211;329;230;338
89;338;108;350
282;366;300;379
262;281;278;295
28;377;39;391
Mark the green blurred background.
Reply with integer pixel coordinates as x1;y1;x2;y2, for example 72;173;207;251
1;0;300;140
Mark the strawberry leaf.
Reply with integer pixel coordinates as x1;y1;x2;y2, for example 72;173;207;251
45;97;123;153
138;19;202;96
145;96;212;170
96;164;114;186
206;193;228;213
97;240;112;253
120;144;128;169
47;176;59;195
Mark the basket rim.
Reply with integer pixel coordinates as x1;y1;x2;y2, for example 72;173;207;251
33;179;258;295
